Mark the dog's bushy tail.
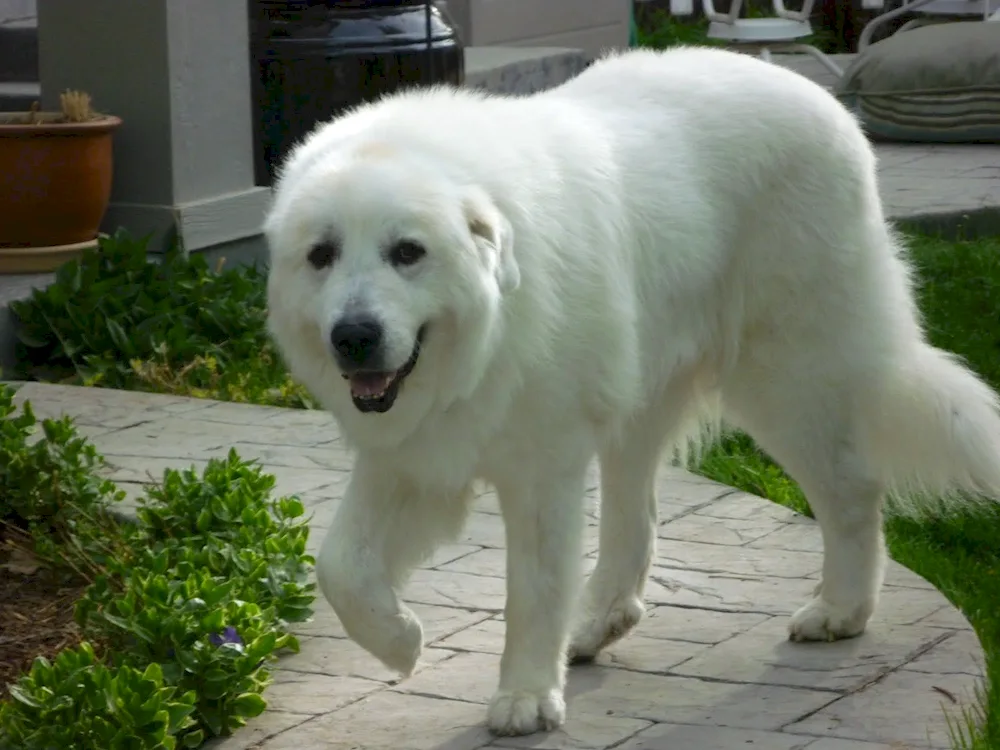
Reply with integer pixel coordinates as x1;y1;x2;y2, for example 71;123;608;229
861;342;1000;515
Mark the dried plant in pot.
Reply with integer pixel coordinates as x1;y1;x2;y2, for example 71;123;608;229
0;90;122;273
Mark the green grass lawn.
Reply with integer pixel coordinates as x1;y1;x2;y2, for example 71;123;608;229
695;234;1000;749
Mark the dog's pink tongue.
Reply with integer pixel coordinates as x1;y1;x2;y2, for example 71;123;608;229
350;373;392;397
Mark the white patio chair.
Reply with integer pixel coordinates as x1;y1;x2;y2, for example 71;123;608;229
668;0;878;77
857;0;1000;50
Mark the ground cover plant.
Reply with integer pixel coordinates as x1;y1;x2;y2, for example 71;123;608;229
0;382;315;749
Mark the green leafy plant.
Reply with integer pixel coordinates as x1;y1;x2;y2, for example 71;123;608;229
75;452;314;740
135;455;313;622
10;230;315;409
0;644;199;750
0;385;316;748
0;386;129;579
77;574;286;740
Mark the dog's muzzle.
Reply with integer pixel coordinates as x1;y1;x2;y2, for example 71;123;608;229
333;323;427;414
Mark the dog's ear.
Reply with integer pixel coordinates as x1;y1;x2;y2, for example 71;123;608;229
463;188;520;294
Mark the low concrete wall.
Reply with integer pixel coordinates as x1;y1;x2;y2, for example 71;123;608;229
445;0;629;56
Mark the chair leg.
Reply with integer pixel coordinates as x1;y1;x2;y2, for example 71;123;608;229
760;46;774;63
897;18;930;33
784;43;844;77
856;0;937;50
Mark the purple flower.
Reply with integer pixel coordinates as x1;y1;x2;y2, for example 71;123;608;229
209;626;243;647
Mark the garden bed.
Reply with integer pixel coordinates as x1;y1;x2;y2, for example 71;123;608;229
0;530;93;694
0;383;315;749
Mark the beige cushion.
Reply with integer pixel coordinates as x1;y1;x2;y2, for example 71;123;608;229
834;21;1000;143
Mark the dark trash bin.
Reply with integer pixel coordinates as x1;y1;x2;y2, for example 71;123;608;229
249;0;465;186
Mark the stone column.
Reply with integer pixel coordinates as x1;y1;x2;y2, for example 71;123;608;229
37;0;270;255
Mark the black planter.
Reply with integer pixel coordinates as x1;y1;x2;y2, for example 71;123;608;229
249;0;465;186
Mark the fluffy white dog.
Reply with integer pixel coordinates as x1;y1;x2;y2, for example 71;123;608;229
264;47;1000;736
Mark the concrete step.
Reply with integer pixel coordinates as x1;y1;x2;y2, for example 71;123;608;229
465;46;590;95
0;80;39;112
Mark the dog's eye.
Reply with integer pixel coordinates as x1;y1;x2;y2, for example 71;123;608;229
388;240;426;267
307;240;340;270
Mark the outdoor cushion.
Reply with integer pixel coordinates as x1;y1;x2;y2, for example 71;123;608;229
834;21;1000;143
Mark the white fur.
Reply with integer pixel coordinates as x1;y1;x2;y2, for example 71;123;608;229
264;47;1000;736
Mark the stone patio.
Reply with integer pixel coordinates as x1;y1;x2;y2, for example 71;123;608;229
9;381;987;750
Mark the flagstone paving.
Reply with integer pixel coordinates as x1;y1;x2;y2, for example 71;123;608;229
11;382;987;749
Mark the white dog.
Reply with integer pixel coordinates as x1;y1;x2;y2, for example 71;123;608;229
264;47;1000;736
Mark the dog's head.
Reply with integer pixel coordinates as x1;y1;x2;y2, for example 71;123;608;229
264;139;520;446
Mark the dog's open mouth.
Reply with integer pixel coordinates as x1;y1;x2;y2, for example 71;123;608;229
344;326;426;414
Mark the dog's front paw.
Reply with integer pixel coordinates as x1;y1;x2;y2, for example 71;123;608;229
367;606;424;676
487;688;565;736
317;546;425;676
568;592;645;663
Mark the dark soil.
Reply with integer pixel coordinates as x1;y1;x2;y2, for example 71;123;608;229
0;526;92;694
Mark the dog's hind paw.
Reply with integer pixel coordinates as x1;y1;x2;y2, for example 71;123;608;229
788;595;871;642
487;689;565;736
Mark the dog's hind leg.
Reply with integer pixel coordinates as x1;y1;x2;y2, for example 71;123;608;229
722;363;887;642
315;455;471;676
568;382;696;662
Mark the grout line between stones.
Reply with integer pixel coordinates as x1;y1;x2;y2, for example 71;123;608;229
778;629;956;733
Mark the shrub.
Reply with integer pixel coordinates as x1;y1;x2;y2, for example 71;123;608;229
0;387;128;578
1;645;199;750
11;230;315;409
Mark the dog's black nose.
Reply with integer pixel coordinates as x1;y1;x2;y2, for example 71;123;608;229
331;316;384;367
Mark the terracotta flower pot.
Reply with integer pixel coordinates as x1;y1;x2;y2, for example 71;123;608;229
0;112;122;254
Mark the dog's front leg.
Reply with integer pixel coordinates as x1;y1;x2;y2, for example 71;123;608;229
315;454;469;676
488;464;588;736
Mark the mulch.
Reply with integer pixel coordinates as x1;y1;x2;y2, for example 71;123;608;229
0;525;94;695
